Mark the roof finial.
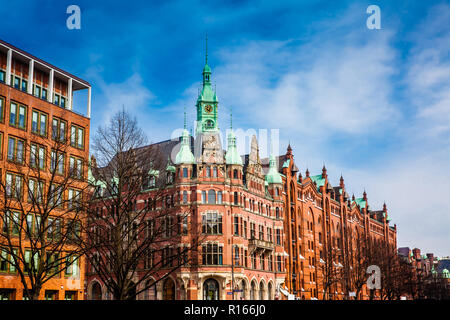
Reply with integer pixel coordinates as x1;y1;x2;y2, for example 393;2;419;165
184;106;187;130
230;106;233;129
205;33;208;65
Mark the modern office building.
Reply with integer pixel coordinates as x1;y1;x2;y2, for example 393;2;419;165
0;39;91;300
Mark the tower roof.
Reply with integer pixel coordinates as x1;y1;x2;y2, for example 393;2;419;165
265;154;283;184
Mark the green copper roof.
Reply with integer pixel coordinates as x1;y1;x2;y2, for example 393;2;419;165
443;269;450;278
225;130;242;165
175;129;195;164
354;197;367;209
87;164;95;185
310;174;325;188
148;169;159;176
166;156;176;173
265;154;282;184
282;159;290;168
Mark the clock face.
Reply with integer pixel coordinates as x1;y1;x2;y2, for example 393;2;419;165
204;105;213;113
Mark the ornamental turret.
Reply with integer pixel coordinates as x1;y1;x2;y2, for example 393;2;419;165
175;110;195;165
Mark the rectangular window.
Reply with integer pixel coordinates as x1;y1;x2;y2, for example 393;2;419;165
30;144;45;169
69;156;83;179
34;85;41;98
70;125;84;149
5;172;23;199
51;151;65;175
42;88;47;101
61;97;66;108
52;117;67;142
54;94;60;106
234;216;239;236
0;96;4;123
7;136;25;163
68;188;81;209
31;110;47;136
13;77;20;89
0;70;5;83
28;179;44;204
21;79;27;92
9;102;27;129
202;212;222;235
201;244;223;265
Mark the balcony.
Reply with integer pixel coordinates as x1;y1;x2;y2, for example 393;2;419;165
248;237;274;253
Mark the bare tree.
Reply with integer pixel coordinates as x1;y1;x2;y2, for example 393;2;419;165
82;110;203;300
319;235;342;300
342;227;370;300
0;125;88;300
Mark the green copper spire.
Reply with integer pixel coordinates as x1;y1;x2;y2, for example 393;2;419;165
225;133;242;165
196;36;219;134
176;112;195;165
265;154;282;184
225;111;242;165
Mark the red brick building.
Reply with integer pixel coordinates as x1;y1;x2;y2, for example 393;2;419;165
86;56;286;301
86;49;397;301
279;146;397;300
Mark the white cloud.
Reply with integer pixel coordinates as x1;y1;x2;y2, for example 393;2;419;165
407;3;450;138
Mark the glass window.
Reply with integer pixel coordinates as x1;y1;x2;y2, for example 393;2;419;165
21;80;27;92
34;85;41;97
70;125;84;149
54;94;60;106
42;88;47;100
31;110;47;136
18;105;26;129
7;136;24;163
32;111;38;133
0;71;5;83
217;191;222;204
207;190;216;204
13;77;20;89
0;97;4;122
9;102;17;126
61;97;66;108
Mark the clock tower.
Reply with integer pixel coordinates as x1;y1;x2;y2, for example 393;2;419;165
196;37;219;135
194;36;223;164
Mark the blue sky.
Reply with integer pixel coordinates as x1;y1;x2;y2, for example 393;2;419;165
1;0;449;256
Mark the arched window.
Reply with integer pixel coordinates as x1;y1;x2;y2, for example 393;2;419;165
213;166;217;177
250;281;257;300
276;207;280;219
203;278;219;300
145;281;157;300
259;281;265;300
234;192;238;205
182;167;188;178
241;281;246;300
208;190;216;204
163;278;175;300
183;191;188;204
268;282;273;300
91;282;102;300
233;169;238;179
